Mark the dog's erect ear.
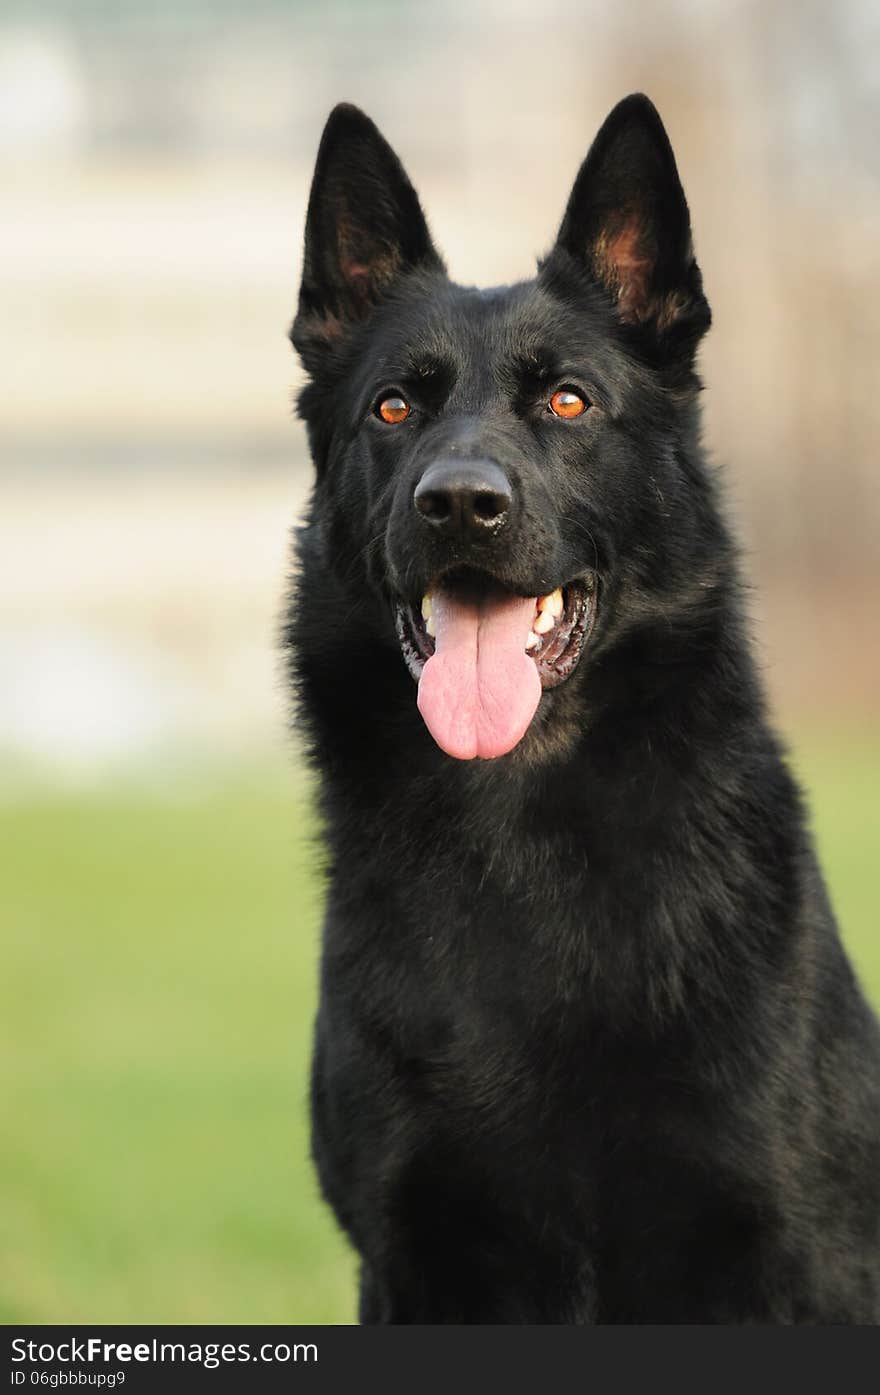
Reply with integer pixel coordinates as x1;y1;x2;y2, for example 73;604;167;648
292;104;443;371
553;94;709;350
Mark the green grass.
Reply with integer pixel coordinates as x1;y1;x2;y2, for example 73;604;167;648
0;770;356;1325
1;735;878;1324
788;729;880;1001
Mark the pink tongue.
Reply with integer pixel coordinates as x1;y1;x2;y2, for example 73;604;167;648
417;588;541;759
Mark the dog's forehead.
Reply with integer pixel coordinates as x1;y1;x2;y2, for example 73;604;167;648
395;280;572;358
374;278;627;389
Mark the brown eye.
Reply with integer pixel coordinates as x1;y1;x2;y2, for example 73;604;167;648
549;388;588;419
377;394;411;424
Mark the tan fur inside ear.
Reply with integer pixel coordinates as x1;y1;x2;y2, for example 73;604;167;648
654;288;690;332
592;216;693;332
592;217;655;322
337;216;402;302
310;311;344;344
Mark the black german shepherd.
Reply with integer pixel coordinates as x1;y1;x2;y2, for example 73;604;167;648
286;94;880;1323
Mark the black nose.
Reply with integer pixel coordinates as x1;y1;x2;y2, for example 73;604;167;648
413;460;512;542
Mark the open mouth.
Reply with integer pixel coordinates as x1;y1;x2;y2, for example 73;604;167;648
394;569;597;760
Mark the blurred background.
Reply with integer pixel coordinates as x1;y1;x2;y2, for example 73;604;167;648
1;0;877;1324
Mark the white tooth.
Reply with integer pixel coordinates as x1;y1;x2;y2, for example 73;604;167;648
533;608;556;635
421;594;433;620
538;587;564;617
525;631;540;652
425;615;436;638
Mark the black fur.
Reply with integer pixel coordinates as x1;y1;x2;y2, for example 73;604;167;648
285;95;880;1323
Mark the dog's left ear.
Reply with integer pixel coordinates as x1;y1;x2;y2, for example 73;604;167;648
292;104;444;373
552;94;710;352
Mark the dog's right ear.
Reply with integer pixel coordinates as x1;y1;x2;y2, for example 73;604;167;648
291;105;444;373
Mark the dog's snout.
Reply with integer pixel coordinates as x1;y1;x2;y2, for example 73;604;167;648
413;460;512;542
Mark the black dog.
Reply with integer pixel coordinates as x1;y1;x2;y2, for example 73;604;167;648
286;95;880;1323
